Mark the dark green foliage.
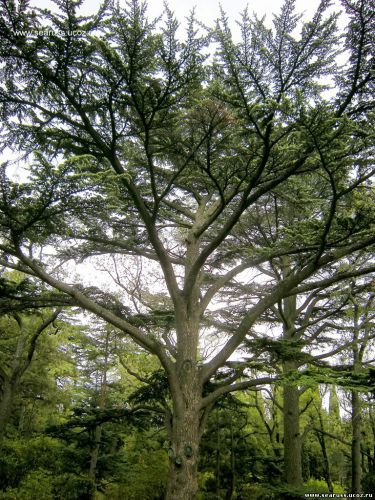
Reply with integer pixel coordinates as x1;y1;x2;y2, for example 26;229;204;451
0;436;95;499
0;274;73;313
362;471;375;494
128;369;169;407
0;0;374;497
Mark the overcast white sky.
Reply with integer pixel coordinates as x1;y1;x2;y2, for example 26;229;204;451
31;0;344;30
143;0;325;24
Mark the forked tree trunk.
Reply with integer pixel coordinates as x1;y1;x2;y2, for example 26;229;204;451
165;248;204;500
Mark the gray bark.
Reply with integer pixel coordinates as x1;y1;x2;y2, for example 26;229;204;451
351;390;362;493
165;382;201;499
281;289;303;489
283;374;303;488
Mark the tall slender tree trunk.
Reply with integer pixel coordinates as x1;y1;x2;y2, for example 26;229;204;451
0;380;17;443
88;331;110;499
88;425;103;500
215;408;221;495
316;410;333;493
351;390;362;493
283;371;302;489
226;415;235;500
351;298;363;494
370;408;375;473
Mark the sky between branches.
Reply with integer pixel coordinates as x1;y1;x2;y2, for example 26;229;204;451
30;0;338;33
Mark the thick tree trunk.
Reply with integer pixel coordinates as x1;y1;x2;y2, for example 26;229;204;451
351;390;362;493
165;243;204;500
165;401;201;499
165;235;208;499
279;284;303;489
283;373;303;488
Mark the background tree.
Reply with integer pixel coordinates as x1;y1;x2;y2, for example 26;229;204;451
340;287;375;493
0;270;72;441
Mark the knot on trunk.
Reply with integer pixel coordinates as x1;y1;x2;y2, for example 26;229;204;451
181;359;193;373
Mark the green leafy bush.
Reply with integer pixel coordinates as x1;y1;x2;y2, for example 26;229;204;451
304;478;344;494
0;470;53;500
362;472;375;494
237;484;275;499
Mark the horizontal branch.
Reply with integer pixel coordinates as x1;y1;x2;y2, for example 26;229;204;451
15;249;175;377
200;376;278;409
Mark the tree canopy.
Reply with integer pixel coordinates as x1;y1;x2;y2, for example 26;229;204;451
0;0;374;497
